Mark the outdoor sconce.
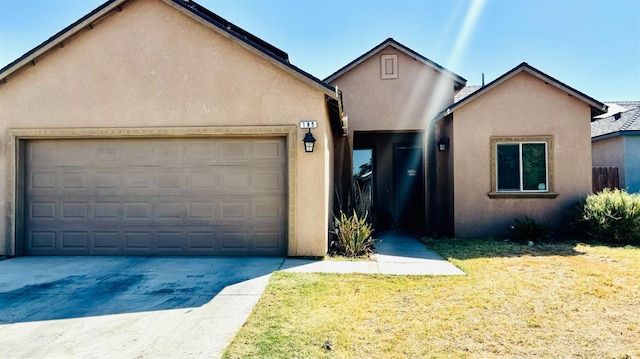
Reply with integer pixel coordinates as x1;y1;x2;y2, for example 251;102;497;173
437;137;449;151
303;129;316;153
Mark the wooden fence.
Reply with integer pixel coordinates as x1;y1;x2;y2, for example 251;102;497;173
592;166;619;193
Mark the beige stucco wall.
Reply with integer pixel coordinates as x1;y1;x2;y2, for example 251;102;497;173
0;0;333;256
592;137;626;189
330;46;456;136
329;46;456;232
451;71;593;237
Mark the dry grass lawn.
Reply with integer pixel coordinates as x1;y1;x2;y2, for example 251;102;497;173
223;239;640;358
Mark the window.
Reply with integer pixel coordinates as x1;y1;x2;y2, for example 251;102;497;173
353;149;373;209
489;136;556;198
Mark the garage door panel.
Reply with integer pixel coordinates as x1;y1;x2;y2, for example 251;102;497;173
94;231;119;249
61;202;89;219
61;171;89;190
253;230;286;249
30;231;56;250
253;140;285;161
26;196;286;225
157;231;183;250
62;231;88;249
183;141;218;165
24;138;287;256
30;201;57;219
30;171;57;190
25;225;286;256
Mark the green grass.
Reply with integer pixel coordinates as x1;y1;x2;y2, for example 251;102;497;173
223;238;640;359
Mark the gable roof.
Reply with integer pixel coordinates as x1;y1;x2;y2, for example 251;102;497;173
324;38;467;90
434;62;608;120
592;102;640;140
0;0;339;99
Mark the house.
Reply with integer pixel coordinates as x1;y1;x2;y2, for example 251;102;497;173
0;0;607;258
326;38;466;233
0;0;347;257
432;63;607;237
591;102;640;193
328;39;607;238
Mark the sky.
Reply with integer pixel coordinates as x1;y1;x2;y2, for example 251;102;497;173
0;0;638;101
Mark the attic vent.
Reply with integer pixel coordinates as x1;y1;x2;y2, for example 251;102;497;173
381;54;398;79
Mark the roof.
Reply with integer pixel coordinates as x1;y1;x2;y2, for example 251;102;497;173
434;62;608;120
0;0;338;98
324;38;467;90
453;85;481;103
591;102;640;140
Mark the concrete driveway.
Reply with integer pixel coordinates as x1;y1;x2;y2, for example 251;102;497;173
0;256;284;358
0;233;461;358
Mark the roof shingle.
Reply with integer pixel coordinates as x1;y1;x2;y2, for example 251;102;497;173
591;102;640;138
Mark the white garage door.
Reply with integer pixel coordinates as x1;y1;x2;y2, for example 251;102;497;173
23;138;287;256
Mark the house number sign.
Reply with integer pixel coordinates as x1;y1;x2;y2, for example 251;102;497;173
300;121;317;129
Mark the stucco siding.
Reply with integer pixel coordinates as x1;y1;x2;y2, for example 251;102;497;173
452;71;593;237
331;46;455;135
0;0;332;256
592;137;626;189
624;136;640;193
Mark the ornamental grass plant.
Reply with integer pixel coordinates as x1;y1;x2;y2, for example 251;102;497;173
330;210;375;257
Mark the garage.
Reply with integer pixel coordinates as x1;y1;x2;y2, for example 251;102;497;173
22;137;287;256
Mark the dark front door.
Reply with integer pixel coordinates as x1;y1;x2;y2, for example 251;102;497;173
394;146;424;231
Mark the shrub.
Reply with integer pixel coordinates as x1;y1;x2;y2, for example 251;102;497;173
330;210;375;257
570;189;640;245
510;216;548;244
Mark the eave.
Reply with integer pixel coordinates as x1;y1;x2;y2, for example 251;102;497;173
434;62;608;121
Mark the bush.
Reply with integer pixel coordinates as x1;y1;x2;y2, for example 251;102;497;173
570;189;640;245
510;216;548;244
330;210;375;257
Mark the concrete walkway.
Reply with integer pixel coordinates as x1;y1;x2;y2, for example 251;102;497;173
282;231;465;275
0;232;462;359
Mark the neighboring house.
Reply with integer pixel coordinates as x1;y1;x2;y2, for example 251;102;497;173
0;0;607;257
591;102;640;193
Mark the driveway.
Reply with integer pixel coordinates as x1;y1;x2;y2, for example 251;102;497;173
0;256;284;358
0;233;462;358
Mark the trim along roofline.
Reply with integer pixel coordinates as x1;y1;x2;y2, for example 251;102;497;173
324;37;467;90
592;130;640;141
434;62;608;121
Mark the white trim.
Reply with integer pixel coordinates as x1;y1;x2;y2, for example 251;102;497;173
380;54;398;79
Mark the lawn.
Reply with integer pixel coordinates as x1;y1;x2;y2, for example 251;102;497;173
223;239;640;359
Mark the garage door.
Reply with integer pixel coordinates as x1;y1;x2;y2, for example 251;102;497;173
23;137;287;256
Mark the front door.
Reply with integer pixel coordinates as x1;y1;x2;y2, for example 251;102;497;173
394;145;424;231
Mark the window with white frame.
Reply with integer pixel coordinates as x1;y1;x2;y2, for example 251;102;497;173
490;136;554;196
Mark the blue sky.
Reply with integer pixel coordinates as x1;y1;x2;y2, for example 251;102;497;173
1;0;638;101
